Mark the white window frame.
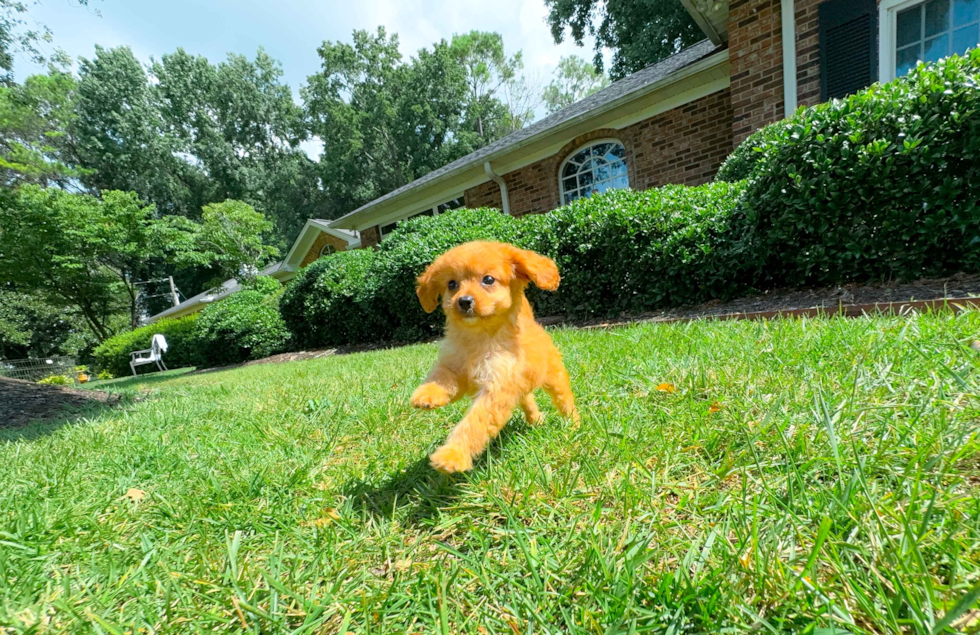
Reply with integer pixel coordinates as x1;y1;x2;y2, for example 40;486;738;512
880;0;980;82
558;138;629;206
379;194;465;240
318;243;336;257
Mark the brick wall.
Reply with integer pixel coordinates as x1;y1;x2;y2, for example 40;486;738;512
729;0;786;144
299;232;349;267
622;88;732;190
360;226;381;249
462;90;732;217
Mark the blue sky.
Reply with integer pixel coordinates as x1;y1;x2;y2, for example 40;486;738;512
16;0;604;157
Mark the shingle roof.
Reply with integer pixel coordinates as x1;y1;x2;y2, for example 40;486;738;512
330;39;724;227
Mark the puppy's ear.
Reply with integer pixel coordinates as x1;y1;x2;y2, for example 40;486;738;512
510;247;560;291
416;264;442;313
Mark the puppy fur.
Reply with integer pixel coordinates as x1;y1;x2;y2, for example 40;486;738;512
412;241;578;473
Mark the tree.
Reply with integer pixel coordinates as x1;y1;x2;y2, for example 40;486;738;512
450;31;526;140
542;55;610;113
544;0;703;80
152;48;319;247
0;289;94;359
0;62;84;188
74;46;207;219
303;28;474;215
0;186;199;338
177;200;280;288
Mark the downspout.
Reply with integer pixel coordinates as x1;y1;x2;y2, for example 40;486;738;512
483;161;511;216
781;0;798;115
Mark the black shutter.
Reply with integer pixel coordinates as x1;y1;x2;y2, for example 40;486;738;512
819;0;878;100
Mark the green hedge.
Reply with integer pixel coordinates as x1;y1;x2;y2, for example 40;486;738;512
280;185;748;347
279;249;382;348
732;50;980;286
92;315;204;377
195;277;291;365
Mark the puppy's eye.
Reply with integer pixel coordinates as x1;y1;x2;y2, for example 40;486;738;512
447;280;458;291
482;275;495;286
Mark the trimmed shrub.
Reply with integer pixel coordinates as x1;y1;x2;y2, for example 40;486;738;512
280;249;383;348
195;277;290;365
92;315;204;377
370;208;522;340
518;183;748;318
714;120;788;183
731;51;980;286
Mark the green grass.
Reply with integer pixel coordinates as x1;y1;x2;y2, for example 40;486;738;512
3;312;980;633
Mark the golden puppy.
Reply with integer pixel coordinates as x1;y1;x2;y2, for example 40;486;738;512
411;241;579;473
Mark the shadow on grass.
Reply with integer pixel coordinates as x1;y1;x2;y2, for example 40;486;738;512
341;418;530;527
0;392;138;443
88;367;195;393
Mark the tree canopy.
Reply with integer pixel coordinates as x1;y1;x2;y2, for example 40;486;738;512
544;0;703;79
542;55;610;113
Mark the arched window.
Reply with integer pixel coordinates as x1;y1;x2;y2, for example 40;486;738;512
319;243;336;257
559;140;629;205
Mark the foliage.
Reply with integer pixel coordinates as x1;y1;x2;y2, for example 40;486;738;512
0;64;83;187
0;186;202;340
194;276;289;365
731;51;980;287
542;55;609;114
36;374;71;386
5;311;980;632
0;0;94;84
279;249;381;348
544;0;703;80
0;289;94;359
517;184;747;318
450;31;531;139
97;369;113;380
282;187;745;346
177;200;280;287
150;47;318;247
91;315;204;377
303;28;470;216
368;208;523;341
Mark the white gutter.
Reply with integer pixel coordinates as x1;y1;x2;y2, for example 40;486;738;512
781;0;798;114
483;162;511;216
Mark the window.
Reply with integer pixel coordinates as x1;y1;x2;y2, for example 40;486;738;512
559;141;628;205
882;0;979;80
318;243;336;257
379;195;464;240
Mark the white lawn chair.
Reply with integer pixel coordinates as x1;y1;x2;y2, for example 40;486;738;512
130;334;169;376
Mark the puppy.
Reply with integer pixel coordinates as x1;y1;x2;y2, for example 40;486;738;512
411;241;579;473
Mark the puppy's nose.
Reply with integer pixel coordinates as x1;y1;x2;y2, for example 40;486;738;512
457;295;474;312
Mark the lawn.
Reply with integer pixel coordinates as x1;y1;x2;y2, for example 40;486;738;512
2;312;980;633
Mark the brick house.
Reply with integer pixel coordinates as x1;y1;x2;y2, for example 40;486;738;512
327;0;977;245
148;0;977;322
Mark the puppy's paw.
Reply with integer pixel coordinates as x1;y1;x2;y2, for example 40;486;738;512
411;383;451;409
429;444;473;474
525;411;545;426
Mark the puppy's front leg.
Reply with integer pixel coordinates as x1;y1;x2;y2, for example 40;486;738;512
411;365;460;410
430;388;519;474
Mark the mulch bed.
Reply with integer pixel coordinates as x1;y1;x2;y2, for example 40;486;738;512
541;273;980;328
0;377;121;429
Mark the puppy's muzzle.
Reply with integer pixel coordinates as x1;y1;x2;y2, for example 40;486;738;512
456;295;475;315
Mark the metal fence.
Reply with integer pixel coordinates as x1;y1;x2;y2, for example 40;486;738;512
0;356;78;383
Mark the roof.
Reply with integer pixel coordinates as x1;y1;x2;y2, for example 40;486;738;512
146;261;287;323
330;39;724;229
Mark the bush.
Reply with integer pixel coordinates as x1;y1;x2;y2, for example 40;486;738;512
195;277;290;365
370;208;522;340
518;184;748;317
38;374;72;386
281;187;746;343
280;249;382;348
92;315;204;377
731;51;980;286
714;120;788;182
